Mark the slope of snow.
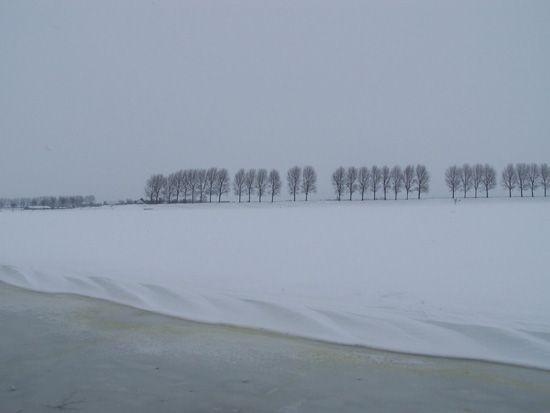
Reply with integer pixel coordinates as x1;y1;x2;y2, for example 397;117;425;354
1;198;549;369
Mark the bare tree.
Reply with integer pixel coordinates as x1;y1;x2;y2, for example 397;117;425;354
195;169;207;202
301;166;317;201
501;163;517;198
370;166;382;200
415;164;430;199
84;195;95;209
459;164;473;198
526;163;540;197
381;165;391;200
206;167;218;202
58;196;68;209
481;164;497;198
157;175;168;203
540;163;550;197
255;168;268;202
144;174;166;203
444;165;461;198
390;165;403;200
180;170;191;202
187;169;198;203
268;169;282;202
332;167;346;201
233;168;246;203
287;166;301;201
163;173;176;203
515;163;529;197
171;170;185;203
472;164;484;198
245;169;256;202
215;168;230;202
41;196;50;209
346;166;358;201
74;196;84;208
402;165;415;200
357;167;370;200
22;198;32;209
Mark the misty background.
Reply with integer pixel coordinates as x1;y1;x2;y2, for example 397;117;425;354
1;1;549;202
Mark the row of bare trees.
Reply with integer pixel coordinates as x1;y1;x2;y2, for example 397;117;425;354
445;164;497;198
331;165;430;201
144;168;231;204
233;168;280;203
144;166;318;204
500;163;549;197
445;163;549;198
231;166;317;202
0;195;96;210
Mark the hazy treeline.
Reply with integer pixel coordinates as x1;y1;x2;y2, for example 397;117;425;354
331;164;430;201
144;166;317;204
445;163;549;198
0;195;96;210
4;163;548;210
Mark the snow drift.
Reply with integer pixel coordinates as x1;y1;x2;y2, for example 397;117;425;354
1;198;549;369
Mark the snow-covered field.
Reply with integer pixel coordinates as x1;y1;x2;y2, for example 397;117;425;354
1;198;549;369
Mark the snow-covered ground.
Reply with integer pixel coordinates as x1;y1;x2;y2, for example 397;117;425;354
1;198;549;369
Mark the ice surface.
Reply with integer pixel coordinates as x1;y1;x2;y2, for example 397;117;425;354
3;283;550;412
1;198;549;369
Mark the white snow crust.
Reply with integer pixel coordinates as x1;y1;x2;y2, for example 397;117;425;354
1;199;549;369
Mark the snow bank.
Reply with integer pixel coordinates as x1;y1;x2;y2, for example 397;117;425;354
1;199;549;369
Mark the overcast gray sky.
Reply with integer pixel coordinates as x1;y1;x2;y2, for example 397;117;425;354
1;1;549;202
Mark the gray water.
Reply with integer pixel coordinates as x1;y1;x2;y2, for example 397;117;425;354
1;282;549;412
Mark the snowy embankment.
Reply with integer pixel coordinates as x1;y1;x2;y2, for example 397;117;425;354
1;199;549;369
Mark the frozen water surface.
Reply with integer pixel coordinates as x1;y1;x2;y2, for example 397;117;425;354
1;283;549;412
